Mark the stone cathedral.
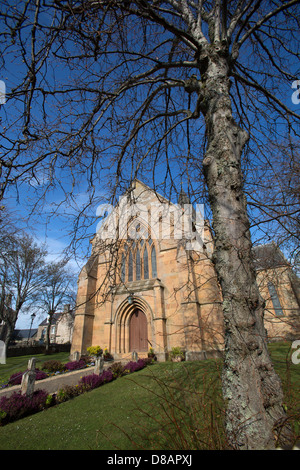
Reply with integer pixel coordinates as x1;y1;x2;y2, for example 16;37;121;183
71;180;300;361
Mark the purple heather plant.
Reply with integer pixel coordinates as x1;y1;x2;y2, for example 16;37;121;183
0;390;48;424
124;359;147;373
99;369;114;384
78;374;103;391
78;370;114;392
64;359;86;371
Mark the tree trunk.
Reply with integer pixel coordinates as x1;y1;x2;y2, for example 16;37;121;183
4;308;18;348
200;48;289;450
45;315;52;354
4;322;13;348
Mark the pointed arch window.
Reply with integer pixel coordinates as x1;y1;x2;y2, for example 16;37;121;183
136;248;141;281
128;251;133;282
121;254;126;282
268;282;284;316
122;237;157;283
151;246;157;278
143;248;149;279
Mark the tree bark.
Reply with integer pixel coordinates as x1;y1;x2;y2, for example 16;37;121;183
200;47;289;450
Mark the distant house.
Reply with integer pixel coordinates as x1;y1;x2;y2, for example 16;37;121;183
36;305;74;345
11;329;38;343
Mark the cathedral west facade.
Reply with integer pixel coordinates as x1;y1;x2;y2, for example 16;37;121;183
71;180;300;361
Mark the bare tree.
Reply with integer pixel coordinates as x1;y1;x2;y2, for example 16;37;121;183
0;0;299;449
0;230;47;346
32;258;76;352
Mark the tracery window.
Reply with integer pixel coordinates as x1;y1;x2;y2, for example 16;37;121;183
120;236;157;283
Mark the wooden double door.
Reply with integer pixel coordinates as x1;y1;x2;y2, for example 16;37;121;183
129;309;148;352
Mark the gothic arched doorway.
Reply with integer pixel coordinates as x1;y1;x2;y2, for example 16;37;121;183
129;309;148;352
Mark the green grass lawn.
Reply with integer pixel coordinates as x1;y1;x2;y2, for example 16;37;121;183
0;343;299;450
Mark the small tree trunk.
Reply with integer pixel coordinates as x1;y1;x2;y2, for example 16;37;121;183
4;322;13;348
45;313;52;354
200;49;289;449
4;308;18;348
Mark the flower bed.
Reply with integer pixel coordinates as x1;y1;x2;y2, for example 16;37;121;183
0;358;153;426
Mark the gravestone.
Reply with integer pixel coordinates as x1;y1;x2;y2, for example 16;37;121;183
132;351;138;362
21;357;36;396
94;356;104;375
70;351;80;362
0;340;6;364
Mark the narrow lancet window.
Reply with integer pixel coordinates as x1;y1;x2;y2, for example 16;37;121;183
136;248;141;280
268;282;284;316
151;246;157;278
128;251;133;282
121;254;126;282
143;248;149;279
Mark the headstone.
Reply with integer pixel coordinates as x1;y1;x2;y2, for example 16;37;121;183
0;340;6;364
28;357;36;371
94;356;104;375
70;351;80;362
21;357;36;396
132;351;138;362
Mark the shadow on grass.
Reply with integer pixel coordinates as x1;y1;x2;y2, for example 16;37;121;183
97;360;227;450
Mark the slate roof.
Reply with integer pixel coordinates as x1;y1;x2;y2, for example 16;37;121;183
12;329;38;341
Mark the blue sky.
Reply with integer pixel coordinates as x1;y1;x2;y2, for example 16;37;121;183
1;2;299;330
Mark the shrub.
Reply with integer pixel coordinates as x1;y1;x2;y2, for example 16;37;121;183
45;394;56;407
56;385;80;403
78;374;103;392
109;362;125;378
42;360;66;373
86;346;103;357
64;359;86;371
79;355;91;365
124;359;147;373
0;390;48;425
99;369;114;384
78;370;114;392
